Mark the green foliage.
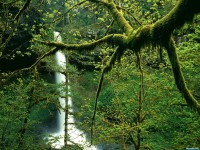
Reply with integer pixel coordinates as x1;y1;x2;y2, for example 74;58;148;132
0;66;69;149
0;0;199;149
75;38;200;148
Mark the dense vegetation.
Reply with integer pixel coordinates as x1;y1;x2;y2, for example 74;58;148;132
0;0;199;149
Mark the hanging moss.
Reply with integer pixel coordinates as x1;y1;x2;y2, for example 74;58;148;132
121;0;200;112
126;25;152;52
125;0;200;51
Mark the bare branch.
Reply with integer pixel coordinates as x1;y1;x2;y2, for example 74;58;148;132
0;0;19;5
104;19;115;36
91;46;124;143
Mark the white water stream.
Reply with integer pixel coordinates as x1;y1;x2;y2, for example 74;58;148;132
49;31;97;149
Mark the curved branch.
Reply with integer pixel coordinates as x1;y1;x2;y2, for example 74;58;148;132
104;19;115;35
88;0;133;34
124;0;200;113
46;0;200;114
126;0;200;50
0;0;19;5
1;34;126;86
152;0;200;43
0;47;58;87
165;38;200;113
35;34;127;51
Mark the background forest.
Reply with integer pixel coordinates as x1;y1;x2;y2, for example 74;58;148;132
0;0;200;150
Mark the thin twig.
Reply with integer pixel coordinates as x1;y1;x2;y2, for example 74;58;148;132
0;47;58;87
91;71;104;144
90;46;124;143
116;5;142;26
104;19;115;36
14;0;31;21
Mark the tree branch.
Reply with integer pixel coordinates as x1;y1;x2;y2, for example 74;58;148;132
152;0;200;43
35;0;200;113
165;38;200;113
123;0;200;113
126;0;200;50
0;0;19;5
116;5;142;26
91;46;124;143
0;47;58;87
14;0;31;21
87;0;133;34
34;34;127;51
52;0;87;25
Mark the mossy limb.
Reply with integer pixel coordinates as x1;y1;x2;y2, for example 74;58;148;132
165;37;200;113
35;34;127;52
152;0;200;45
126;25;152;52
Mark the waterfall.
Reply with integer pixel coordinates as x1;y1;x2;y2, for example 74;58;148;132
50;32;66;149
49;31;98;150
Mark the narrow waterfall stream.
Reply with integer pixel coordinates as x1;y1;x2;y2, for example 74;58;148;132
49;31;98;149
51;50;66;149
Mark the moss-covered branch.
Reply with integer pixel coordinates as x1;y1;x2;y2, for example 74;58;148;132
126;0;200;49
33;0;200;113
35;34;127;51
91;46;124;143
152;0;200;43
123;0;200;112
88;0;133;34
116;5;142;26
165;38;200;113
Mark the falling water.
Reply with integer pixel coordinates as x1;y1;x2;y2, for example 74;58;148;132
50;32;66;149
49;31;98;149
